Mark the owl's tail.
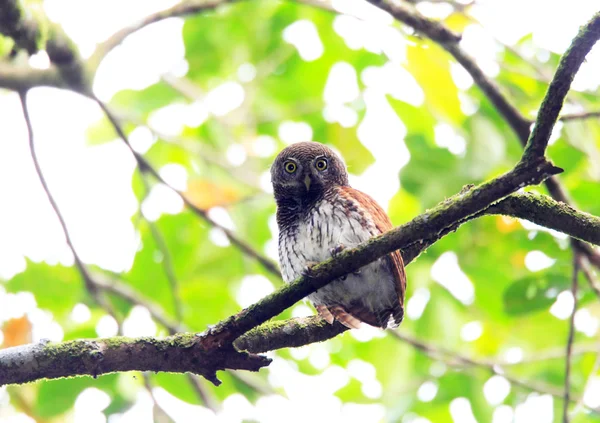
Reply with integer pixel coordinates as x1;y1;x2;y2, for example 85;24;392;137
319;302;404;329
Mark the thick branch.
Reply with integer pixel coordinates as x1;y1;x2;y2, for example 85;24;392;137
204;159;561;347
364;0;600;267
0;63;65;91
487;192;600;246
523;12;600;160
0;157;561;387
0;333;270;386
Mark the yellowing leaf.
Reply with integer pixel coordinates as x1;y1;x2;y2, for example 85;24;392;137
444;12;472;33
2;316;32;347
406;42;463;123
185;179;242;209
496;216;519;233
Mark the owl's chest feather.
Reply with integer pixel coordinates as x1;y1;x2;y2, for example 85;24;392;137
278;198;377;283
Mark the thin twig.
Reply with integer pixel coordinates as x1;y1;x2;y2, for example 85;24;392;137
560;110;600;121
95;98;280;277
581;257;600;298
361;0;600;269
390;331;591;409
395;332;599;416
88;0;237;72
143;373;175;422
140;175;184;322
186;374;219;411
571;348;600;416
564;252;580;422
18;91;121;329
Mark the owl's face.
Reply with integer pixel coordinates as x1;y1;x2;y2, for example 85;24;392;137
271;142;349;205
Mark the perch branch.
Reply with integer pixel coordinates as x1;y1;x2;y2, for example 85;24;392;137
0;155;562;387
0;333;270;386
202;159;560;347
0;63;66;92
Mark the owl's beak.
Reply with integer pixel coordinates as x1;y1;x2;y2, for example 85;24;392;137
303;174;311;191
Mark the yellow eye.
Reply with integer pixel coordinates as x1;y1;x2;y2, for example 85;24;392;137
284;161;297;174
315;158;328;171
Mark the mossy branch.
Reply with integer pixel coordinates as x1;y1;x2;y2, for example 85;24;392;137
522;12;600;161
488;192;600;246
0;159;565;387
0;333;270;387
199;158;561;347
1;0;600;389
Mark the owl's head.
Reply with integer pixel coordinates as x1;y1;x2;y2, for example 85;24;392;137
271;141;348;204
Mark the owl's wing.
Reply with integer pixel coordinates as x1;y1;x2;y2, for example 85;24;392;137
338;186;407;325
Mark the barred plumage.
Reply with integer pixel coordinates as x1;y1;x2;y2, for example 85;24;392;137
271;141;406;329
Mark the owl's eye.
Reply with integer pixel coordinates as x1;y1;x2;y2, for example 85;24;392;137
315;158;328;171
284;161;297;174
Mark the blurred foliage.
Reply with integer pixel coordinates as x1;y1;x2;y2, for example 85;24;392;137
2;1;600;422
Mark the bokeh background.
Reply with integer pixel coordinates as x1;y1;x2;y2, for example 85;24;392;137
1;0;600;422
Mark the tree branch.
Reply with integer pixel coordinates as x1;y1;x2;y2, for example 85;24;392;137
0;333;270;386
523;12;600;161
88;0;236;72
363;0;600;268
365;0;532;141
202;159;561;348
18;91;121;325
96;99;281;277
560;110;600;122
0;63;66;92
564;253;580;422
3;0;600;391
0;155;562;387
486;192;600;247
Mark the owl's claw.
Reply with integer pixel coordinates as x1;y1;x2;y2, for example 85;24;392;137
329;244;346;257
330;244;361;279
301;261;319;278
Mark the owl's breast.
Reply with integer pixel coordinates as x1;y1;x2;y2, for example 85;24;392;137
278;198;378;283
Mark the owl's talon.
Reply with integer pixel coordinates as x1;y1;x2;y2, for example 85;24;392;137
301;261;319;277
329;244;346;257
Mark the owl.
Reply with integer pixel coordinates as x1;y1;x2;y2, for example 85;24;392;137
271;141;406;329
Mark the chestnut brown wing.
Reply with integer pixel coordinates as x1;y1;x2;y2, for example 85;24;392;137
338;186;407;325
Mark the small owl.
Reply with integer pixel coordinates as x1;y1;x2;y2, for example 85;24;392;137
271;141;406;329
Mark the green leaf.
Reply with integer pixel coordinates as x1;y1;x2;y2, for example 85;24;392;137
503;272;569;315
35;374;121;418
6;261;84;318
